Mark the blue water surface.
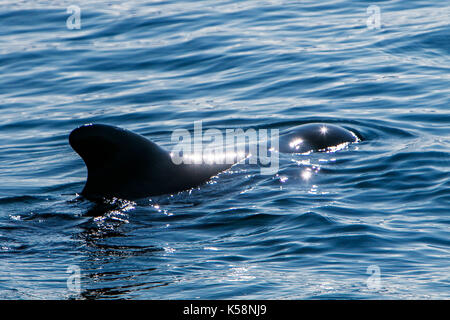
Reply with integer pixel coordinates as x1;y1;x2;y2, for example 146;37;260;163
0;0;449;299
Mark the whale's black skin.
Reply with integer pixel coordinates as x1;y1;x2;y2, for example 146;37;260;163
69;123;359;200
279;123;359;153
69;124;232;200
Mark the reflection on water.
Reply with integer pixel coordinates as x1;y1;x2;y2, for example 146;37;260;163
0;0;449;299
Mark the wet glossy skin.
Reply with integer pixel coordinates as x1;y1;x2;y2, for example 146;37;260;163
69;124;232;200
278;123;359;153
70;123;359;200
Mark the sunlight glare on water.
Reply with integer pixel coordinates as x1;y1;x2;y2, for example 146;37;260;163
0;0;449;299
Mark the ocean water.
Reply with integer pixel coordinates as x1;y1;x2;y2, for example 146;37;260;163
0;0;449;299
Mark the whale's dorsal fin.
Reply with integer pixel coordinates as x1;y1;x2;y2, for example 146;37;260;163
69;124;174;199
70;123;359;200
69;124;233;200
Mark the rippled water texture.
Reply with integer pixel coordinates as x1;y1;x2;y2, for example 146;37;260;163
0;0;449;299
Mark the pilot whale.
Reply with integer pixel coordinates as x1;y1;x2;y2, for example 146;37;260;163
278;123;359;153
69;124;233;200
69;123;359;200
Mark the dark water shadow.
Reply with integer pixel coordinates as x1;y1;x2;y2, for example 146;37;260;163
67;195;172;299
